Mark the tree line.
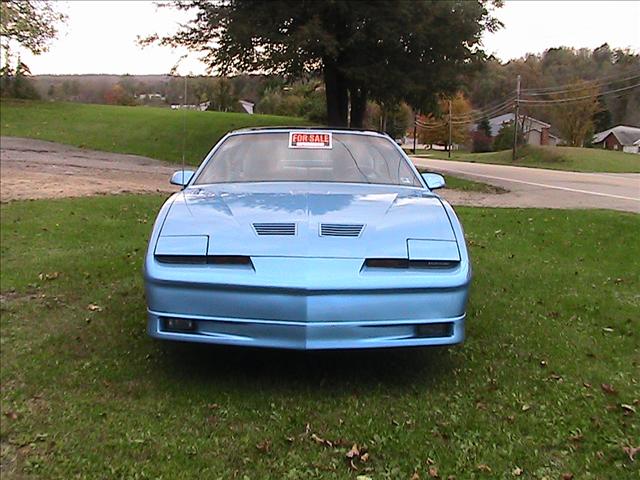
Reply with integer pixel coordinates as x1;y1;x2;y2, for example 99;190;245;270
2;0;638;149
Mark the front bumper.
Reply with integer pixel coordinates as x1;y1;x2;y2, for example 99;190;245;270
144;256;471;350
147;310;465;350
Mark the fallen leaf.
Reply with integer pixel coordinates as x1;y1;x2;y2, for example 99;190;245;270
311;433;332;447
38;272;59;281
561;473;574;480
623;445;639;462
569;433;584;442
521;404;531;411
87;303;103;312
255;439;271;453
207;403;219;410
621;404;636;414
601;383;617;395
360;452;369;462
346;444;360;459
428;466;439;478
4;411;18;420
602;327;614;333
410;472;420;480
356;476;372;480
512;466;523;476
583;382;592;389
477;464;492;473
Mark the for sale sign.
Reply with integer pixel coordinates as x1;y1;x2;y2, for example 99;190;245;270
288;131;333;149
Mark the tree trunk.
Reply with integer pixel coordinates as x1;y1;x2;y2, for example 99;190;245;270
349;85;367;128
323;60;348;127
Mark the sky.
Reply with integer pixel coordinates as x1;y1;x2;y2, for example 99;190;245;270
14;0;640;76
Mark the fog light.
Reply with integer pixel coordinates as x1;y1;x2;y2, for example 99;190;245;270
415;322;453;338
162;317;197;332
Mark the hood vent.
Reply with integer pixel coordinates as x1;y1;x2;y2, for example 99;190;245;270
320;223;364;237
253;222;296;236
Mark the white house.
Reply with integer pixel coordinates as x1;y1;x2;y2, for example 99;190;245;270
481;113;561;147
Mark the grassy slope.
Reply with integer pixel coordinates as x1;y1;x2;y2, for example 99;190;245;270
1;196;638;479
0;100;311;165
423;146;640;173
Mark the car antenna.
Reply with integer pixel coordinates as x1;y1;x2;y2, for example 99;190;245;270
181;74;187;185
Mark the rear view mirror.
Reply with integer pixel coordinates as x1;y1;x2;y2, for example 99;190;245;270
421;173;446;190
170;170;195;187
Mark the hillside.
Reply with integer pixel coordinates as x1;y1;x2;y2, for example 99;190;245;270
0;100;311;165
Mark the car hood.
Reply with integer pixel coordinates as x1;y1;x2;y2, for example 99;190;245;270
159;183;456;258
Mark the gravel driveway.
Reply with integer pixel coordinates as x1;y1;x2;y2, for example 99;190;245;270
0;137;178;202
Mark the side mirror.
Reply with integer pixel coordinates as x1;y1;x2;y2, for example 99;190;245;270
170;170;195;187
421;173;446;190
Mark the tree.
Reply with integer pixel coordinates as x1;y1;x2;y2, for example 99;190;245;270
492;121;523;151
477;116;492;137
0;0;65;66
1;0;65;98
366;101;412;139
144;1;501;127
418;92;472;147
551;80;600;147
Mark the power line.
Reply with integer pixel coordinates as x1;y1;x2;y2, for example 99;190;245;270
451;97;515;121
520;82;640;105
520;69;640;94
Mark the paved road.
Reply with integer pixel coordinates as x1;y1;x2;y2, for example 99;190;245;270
412;157;640;213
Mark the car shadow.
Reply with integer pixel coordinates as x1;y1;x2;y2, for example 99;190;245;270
155;341;459;393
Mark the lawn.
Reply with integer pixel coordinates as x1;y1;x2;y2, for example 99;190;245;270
1;195;638;479
0;99;311;165
418;169;508;194
419;146;640;174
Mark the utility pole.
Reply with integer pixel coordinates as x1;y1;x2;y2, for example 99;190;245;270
448;99;452;159
512;74;521;161
412;112;417;154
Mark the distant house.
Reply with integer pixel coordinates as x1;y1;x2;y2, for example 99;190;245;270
481;113;560;147
592;125;640;154
239;100;255;115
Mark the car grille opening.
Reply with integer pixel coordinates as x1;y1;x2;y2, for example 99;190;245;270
415;322;453;338
364;258;459;269
161;317;197;332
253;223;296;236
155;255;253;266
320;223;364;237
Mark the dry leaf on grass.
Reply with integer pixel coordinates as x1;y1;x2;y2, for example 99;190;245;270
87;303;103;312
621;404;636;415
346;444;360;459
623;445;639;462
601;383;617;395
255;439;271;453
428;466;439;478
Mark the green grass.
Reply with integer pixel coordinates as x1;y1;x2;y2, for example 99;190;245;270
0;99;311;165
418;169;508;194
1;196;639;479
422;145;640;173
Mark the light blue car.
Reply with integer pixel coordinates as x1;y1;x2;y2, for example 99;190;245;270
144;128;471;350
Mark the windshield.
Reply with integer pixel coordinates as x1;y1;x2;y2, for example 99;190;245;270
193;132;422;187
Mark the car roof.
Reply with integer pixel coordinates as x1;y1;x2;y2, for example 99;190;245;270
231;126;391;138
